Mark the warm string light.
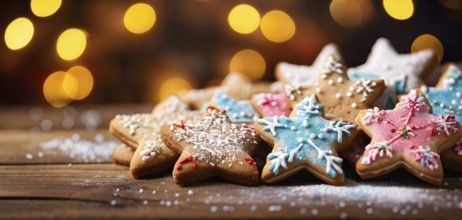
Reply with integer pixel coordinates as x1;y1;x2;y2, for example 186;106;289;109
228;4;260;34
330;0;373;28
56;28;87;61
157;77;193;102
30;0;62;17
43;66;94;108
229;49;266;81
4;17;34;50
260;10;295;43
123;3;156;34
383;0;414;20
411;34;444;63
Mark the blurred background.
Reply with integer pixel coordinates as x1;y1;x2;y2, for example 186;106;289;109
1;0;462;108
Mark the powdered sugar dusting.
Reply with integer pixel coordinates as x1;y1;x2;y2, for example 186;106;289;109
170;107;259;166
38;133;118;162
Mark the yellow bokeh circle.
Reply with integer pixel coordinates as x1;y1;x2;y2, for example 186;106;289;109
229;49;266;81
228;4;260;34
56;28;87;61
123;3;156;34
4;17;34;50
260;10;295;43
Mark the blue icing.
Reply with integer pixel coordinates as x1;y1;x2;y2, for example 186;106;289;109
423;65;462;123
348;72;380;81
395;75;408;95
258;95;355;178
212;91;259;125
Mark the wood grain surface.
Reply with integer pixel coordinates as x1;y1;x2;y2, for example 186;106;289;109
1;105;461;219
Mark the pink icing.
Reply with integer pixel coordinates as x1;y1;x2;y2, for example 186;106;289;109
362;90;459;156
252;93;292;118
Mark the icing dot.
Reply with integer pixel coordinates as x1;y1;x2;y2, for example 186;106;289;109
303;120;309;128
440;103;445;108
291;126;297;131
346;92;352;97
297;138;304;143
310;133;316;139
336;93;342;99
337;77;343;83
457;92;461;98
351;103;358;108
452;100;457;105
316;88;322;93
318;134;324;139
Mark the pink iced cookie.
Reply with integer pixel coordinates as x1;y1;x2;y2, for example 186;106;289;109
355;90;462;185
251;93;292;118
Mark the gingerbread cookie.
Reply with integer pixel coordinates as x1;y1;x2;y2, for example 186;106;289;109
254;95;356;185
422;63;462;172
179;72;272;109
209;91;259;125
355;90;462;185
275;44;342;87
251;93;292;118
284;55;385;149
111;144;134;166
160;107;261;186
348;38;438;109
109;95;201;178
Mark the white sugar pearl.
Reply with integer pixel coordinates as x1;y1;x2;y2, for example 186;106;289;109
337;77;343;83
328;80;334;85
336;93;341;99
346;92;352;97
352;103;358;108
318;134;324;139
316;88;322;93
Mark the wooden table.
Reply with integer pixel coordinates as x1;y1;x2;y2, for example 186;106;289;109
1;105;461;219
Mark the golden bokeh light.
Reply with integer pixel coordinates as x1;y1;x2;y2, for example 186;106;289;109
383;0;414;20
30;0;62;17
158;76;193;102
123;3;156;34
411;34;444;63
4;17;34;50
330;0;368;28
260;10;295;43
439;0;462;9
229;49;266;81
43;71;73;108
228;4;260;34
63;66;94;100
56;28;87;61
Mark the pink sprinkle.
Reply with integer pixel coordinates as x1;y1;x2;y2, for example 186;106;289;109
142;155;151;162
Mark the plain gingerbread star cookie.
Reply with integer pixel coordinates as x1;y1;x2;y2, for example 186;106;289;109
356;90;462;185
179;72;272;109
160;107;261;186
109;95;201;178
275;43;342;87
422;63;462;172
254;95;357;185
348;38;438;109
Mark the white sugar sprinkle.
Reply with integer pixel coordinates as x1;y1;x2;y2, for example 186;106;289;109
311;209;319;215
25;154;33;159
143;200;149;205
210;206;218;213
110;200;117;206
38;134;118;162
340;212;348;219
187;190;194;195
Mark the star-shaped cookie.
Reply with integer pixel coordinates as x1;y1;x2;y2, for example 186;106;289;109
160;107;261;186
284;54;385;149
254;95;356;185
348;38;438;108
275;43;342;87
422;63;462;172
179;72;272;109
109;95;201;178
356;90;462;185
251;93;292;118
209;91;259;125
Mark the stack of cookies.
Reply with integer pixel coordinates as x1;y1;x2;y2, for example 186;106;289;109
109;38;462;186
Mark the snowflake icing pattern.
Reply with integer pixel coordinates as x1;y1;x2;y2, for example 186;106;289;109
257;95;356;179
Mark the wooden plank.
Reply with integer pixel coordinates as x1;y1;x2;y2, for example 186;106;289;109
0;164;461;219
0;129;119;164
0;104;151;130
